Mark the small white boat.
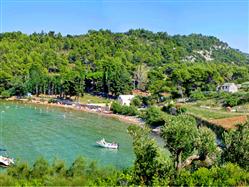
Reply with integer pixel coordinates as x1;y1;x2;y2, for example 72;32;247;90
96;138;119;149
0;155;14;167
152;126;162;134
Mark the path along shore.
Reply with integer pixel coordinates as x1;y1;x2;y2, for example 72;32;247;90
6;97;145;127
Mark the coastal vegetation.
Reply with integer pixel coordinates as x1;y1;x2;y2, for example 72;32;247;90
1;30;249;100
1;29;249;186
1;118;249;186
111;101;138;116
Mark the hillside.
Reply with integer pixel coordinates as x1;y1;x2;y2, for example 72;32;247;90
0;29;249;97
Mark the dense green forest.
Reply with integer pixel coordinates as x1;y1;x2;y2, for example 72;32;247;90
1;118;249;186
1;29;248;186
1;29;249;98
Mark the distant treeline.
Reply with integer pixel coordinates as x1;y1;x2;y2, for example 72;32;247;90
0;30;249;98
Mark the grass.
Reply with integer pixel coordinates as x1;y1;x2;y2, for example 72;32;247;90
78;94;111;104
193;99;220;108
183;98;248;120
234;103;249;113
36;94;111;104
186;105;241;120
209;116;248;129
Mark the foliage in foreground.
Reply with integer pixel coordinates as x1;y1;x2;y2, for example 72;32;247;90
161;115;220;171
128;125;173;185
175;163;249;186
222;122;249;170
1;116;249;186
1;160;248;186
1;157;132;186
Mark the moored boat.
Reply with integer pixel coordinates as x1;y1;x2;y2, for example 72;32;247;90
0;155;14;167
96;138;119;149
152;126;162;134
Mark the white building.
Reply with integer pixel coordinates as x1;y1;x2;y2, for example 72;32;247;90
117;95;135;106
216;83;238;93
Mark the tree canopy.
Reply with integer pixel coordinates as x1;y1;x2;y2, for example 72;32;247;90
1;30;249;98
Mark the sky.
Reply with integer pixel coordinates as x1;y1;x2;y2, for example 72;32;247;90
0;0;249;53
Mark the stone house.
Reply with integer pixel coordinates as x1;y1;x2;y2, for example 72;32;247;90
216;83;238;93
117;95;135;106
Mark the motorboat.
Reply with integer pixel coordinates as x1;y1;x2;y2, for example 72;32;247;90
96;138;119;149
0;155;14;167
152;126;162;134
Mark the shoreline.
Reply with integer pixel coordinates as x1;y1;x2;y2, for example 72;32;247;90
3;98;145;127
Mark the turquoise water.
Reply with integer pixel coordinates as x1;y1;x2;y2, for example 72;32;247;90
0;101;135;169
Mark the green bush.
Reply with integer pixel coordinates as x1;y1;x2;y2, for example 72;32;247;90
121;105;138;116
222;92;249;107
177;106;187;114
48;98;58;104
143;106;166;127
141;96;157;106
67;156;86;177
162;104;187;115
3;157;129;186
162;103;174;113
111;101;138;116
222;123;249;170
219;92;249;107
130;96;142;107
174;163;249;186
0;174;16;186
190;90;205;101
111;102;122;114
204;91;219;99
31;157;50;179
224;95;240;107
1;90;11;98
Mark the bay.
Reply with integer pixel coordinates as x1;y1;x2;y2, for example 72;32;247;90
0;101;135;169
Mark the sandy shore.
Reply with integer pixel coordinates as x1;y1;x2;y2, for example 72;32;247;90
7;98;145;126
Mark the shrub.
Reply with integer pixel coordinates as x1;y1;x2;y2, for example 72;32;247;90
0;174;16;186
1;90;11;98
162;103;174;113
162;104;187;115
111;102;122;114
67;156;86;177
51;159;67;177
240;93;249;104
144;96;157;106
204;91;219;99
111;102;138;116
143;107;166;127
176;106;187;114
190;90;205;101
48;98;58;104
130;96;142;107
174;163;249;186
224;96;239;107
7;161;31;179
121;105;138;116
222;122;249;170
223;92;249;107
31;157;50;179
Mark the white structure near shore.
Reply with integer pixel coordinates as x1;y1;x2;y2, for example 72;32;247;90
118;95;135;106
216;83;238;93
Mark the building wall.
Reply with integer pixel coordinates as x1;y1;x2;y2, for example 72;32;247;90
118;95;134;106
218;84;238;93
